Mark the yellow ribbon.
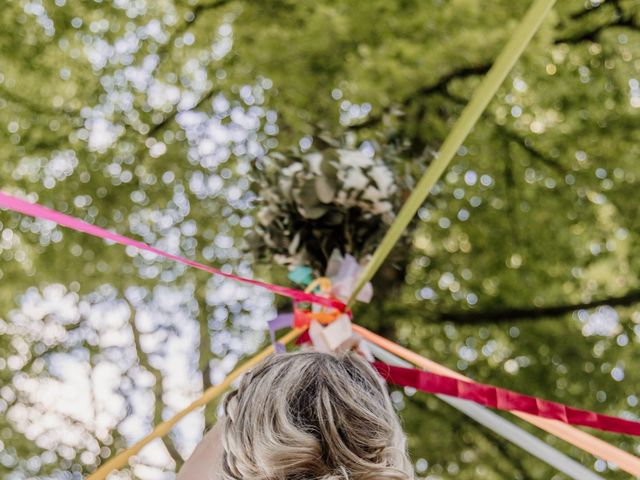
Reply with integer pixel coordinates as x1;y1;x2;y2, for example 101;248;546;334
88;327;305;479
347;0;556;306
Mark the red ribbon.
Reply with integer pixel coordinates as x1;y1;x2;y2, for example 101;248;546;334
0;192;345;311
373;361;640;436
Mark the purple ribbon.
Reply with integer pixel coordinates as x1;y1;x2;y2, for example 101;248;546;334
268;313;294;353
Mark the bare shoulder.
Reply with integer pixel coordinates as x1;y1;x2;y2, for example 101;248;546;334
177;422;224;480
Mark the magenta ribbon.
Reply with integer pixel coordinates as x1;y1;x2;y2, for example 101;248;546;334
373;361;640;436
0;192;345;310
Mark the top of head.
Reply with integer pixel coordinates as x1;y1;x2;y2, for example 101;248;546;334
221;351;413;480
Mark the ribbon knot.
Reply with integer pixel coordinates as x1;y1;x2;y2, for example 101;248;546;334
269;276;347;352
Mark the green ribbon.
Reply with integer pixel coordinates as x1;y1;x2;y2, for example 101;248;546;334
347;0;557;307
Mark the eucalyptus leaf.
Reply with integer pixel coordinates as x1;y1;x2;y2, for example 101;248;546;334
292;182;318;209
320;157;338;178
323;211;345;226
300;204;329;219
315;175;338;203
288;232;301;254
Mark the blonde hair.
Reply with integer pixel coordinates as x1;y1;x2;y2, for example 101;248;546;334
220;351;413;479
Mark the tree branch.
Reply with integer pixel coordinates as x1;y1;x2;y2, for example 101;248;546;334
148;87;217;138
567;0;610;21
348;63;491;131
155;0;233;64
501;144;521;250
20;321;82;372
411;64;492;100
437;289;640;323
144;0;232;138
0;85;77;116
15;392;120;474
196;283;216;429
555;4;640;45
495;125;568;176
127;300;184;469
440;88;572;180
555;17;640;44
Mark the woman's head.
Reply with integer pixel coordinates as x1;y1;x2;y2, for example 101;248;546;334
220;351;412;480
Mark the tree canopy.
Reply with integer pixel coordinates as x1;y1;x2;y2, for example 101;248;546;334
1;0;640;478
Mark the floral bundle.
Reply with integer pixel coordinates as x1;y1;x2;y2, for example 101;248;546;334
249;146;401;271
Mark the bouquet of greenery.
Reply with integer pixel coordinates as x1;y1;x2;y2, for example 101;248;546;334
249;145;402;271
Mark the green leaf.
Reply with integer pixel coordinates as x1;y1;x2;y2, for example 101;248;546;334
315;175;337;203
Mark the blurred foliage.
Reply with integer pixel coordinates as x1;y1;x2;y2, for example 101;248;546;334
1;0;640;479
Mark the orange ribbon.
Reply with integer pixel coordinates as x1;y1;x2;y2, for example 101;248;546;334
293;277;348;328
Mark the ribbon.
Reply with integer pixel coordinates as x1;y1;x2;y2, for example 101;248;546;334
267;313;294;353
268;305;349;351
288;266;314;287
357;324;640;476
373;361;640;437
88;327;306;479
325;250;373;303
346;0;557;306
0;191;345;310
268;275;348;350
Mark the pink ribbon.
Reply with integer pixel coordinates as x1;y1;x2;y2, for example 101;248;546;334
0;191;345;310
374;361;640;436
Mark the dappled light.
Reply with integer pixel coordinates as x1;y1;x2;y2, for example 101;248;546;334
1;0;640;479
